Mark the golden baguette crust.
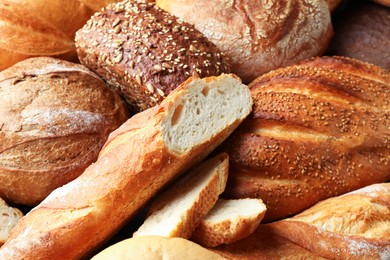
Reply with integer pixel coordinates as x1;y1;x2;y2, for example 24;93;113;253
269;183;390;259
0;74;252;259
218;56;390;222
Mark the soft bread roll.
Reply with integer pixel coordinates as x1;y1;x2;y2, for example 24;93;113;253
0;0;94;71
327;1;390;70
134;153;229;238
76;0;230;113
269;183;390;259
0;57;128;206
156;0;333;83
218;56;390;222
0;74;252;259
92;236;224;260
0;198;23;246
191;199;267;248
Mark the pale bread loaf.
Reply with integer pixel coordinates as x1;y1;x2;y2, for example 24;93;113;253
0;74;252;259
134;153;229;238
92;236;224;260
0;198;23;246
191;199;267;247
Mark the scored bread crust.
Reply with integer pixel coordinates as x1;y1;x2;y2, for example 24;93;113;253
0;74;252;259
218;56;390;222
76;0;230;113
269;183;390;259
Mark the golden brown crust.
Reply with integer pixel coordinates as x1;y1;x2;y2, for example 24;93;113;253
218;56;390;222
0;0;94;71
0;57;129;205
269;183;390;259
76;0;230;113
157;0;333;83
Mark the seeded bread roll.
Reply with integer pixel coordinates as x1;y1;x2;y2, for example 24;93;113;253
217;56;390;222
327;1;390;70
156;0;333;83
76;0;230;113
0;57;129;206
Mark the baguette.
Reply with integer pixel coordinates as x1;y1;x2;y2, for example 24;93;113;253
0;73;252;259
269;183;390;259
134;153;229;239
0;198;23;246
191;198;267;248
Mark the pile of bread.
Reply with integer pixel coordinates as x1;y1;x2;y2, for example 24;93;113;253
0;0;389;259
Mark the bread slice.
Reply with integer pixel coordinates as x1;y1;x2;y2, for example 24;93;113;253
191;199;267;247
0;198;23;246
134;153;229;239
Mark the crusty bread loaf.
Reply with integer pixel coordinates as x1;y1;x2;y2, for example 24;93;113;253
217;56;390;222
371;0;390;7
76;0;122;11
327;1;390;70
0;198;23;246
191;198;266;248
0;0;93;71
76;0;230;113
156;0;333;83
92;236;224;260
269;183;390;259
134;153;229;238
0;74;252;259
0;57;129;206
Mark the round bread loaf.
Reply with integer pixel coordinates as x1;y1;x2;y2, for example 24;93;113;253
92;236;223;260
0;0;94;71
156;0;333;83
217;56;390;222
75;0;231;113
0;57;129;206
326;1;390;70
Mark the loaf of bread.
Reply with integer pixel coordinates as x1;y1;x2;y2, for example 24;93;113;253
0;74;252;259
0;57;128;206
327;1;390;70
371;0;390;7
134;153;229;238
76;0;230;113
269;183;390;259
191;198;267;248
92;236;224;260
217;56;390;222
0;0;93;71
0;198;23;246
156;0;333;83
76;0;122;11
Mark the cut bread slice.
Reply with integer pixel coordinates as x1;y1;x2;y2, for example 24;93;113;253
133;153;229;239
191;198;267;247
0;198;23;246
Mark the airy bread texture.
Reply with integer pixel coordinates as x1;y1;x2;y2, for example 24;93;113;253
156;0;333;83
0;57;128;206
269;183;390;259
191;199;267;248
0;198;23;246
92;236;224;260
76;0;230;113
0;74;252;259
218;56;390;222
134;153;229;238
0;0;93;71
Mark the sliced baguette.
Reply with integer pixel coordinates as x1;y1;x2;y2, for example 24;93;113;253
0;199;23;246
134;153;229;239
191;199;267;247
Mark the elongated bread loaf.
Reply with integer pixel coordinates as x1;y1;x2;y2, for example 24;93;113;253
0;198;23;246
134;153;229;239
0;74;252;259
269;183;390;259
218;56;390;222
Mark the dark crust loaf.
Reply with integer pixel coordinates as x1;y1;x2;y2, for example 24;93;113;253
75;0;230;113
217;56;390;222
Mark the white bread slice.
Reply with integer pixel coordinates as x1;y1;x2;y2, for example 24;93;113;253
0;198;23;246
191;199;267;247
134;153;229;239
